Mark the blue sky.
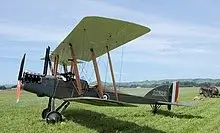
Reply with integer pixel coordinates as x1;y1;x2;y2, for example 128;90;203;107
1;0;220;84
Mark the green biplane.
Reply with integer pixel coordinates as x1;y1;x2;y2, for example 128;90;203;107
16;16;193;124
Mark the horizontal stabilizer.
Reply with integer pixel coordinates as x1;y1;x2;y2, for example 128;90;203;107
157;101;196;107
63;97;137;107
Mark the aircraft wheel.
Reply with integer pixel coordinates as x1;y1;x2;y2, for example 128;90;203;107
41;108;50;119
103;93;110;100
46;111;62;124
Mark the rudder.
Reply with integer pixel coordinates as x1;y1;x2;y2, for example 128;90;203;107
167;81;179;110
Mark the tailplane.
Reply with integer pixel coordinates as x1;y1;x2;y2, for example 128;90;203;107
144;81;179;106
144;81;194;112
144;81;180;112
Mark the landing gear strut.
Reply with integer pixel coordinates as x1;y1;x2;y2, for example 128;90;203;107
150;104;161;113
41;97;70;124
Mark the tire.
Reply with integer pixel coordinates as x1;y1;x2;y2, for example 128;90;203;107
46;111;62;124
41;108;50;119
103;93;110;100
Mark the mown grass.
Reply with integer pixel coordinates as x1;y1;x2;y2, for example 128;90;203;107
0;87;220;133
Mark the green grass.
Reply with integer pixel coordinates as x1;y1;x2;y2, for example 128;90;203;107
0;87;220;133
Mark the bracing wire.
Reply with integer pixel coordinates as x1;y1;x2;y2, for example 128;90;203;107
79;29;86;77
119;46;124;89
104;54;109;88
79;27;92;82
86;41;108;84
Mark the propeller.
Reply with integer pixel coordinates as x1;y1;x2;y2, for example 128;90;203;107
16;54;26;103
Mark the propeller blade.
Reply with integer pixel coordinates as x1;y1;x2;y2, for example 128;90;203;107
18;54;26;80
43;47;50;76
16;80;22;103
16;54;26;103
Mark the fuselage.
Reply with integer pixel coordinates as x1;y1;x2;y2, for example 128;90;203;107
22;72;172;105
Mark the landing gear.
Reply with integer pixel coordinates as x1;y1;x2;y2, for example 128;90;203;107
93;85;110;100
41;97;70;124
103;93;110;100
42;108;50;119
46;111;62;124
150;104;161;113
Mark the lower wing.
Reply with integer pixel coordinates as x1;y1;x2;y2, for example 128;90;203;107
63;97;137;107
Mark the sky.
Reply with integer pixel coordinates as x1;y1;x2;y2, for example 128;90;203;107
1;0;220;84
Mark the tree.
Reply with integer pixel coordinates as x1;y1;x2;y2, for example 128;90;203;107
0;85;7;90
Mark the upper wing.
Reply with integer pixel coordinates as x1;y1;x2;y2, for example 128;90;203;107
52;16;151;62
157;101;196;107
63;97;137;107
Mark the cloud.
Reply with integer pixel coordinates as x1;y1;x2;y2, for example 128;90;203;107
150;22;220;39
1;0;220;83
0;20;67;42
1;0;220;48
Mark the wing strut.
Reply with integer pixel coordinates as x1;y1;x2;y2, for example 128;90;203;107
106;46;118;101
90;48;104;98
53;55;59;76
69;43;82;95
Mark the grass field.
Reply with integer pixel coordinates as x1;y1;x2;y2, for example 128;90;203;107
0;87;220;133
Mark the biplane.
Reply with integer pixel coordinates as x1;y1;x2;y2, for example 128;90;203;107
16;16;193;124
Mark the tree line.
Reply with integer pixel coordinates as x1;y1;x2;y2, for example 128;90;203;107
0;85;17;90
116;81;220;88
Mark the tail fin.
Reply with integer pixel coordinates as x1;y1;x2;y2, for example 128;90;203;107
144;81;179;106
171;81;179;103
167;81;179;110
144;84;170;102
